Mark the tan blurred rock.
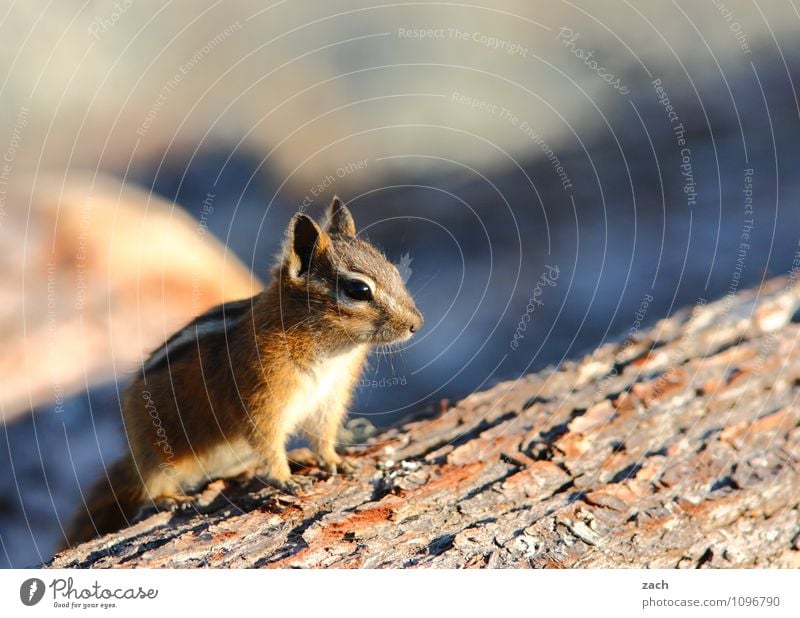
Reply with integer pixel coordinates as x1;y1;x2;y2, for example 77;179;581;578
0;174;261;422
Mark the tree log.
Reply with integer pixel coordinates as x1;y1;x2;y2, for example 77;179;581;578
49;277;800;568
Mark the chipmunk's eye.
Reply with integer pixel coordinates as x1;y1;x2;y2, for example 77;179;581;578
342;278;373;301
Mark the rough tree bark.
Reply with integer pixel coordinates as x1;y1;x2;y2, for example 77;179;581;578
49;277;800;568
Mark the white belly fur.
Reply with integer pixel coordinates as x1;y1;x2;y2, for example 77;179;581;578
282;346;364;434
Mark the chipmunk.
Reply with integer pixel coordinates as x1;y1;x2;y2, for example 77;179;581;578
65;196;423;546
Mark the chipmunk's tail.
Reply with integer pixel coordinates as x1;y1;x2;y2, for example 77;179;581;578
63;454;145;548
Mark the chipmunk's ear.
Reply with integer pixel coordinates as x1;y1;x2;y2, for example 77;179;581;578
285;213;330;277
325;195;356;236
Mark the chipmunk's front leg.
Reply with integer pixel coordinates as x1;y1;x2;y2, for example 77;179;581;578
248;414;310;494
304;400;357;476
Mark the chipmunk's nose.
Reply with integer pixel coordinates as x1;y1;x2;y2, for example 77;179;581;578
408;309;424;333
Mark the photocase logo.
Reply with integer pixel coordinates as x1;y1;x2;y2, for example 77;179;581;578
20;578;45;606
396;252;413;284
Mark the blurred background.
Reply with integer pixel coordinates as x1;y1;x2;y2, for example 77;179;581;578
1;0;799;567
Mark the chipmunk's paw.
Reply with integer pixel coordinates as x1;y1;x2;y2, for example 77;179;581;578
271;474;313;495
154;494;197;513
320;456;359;477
